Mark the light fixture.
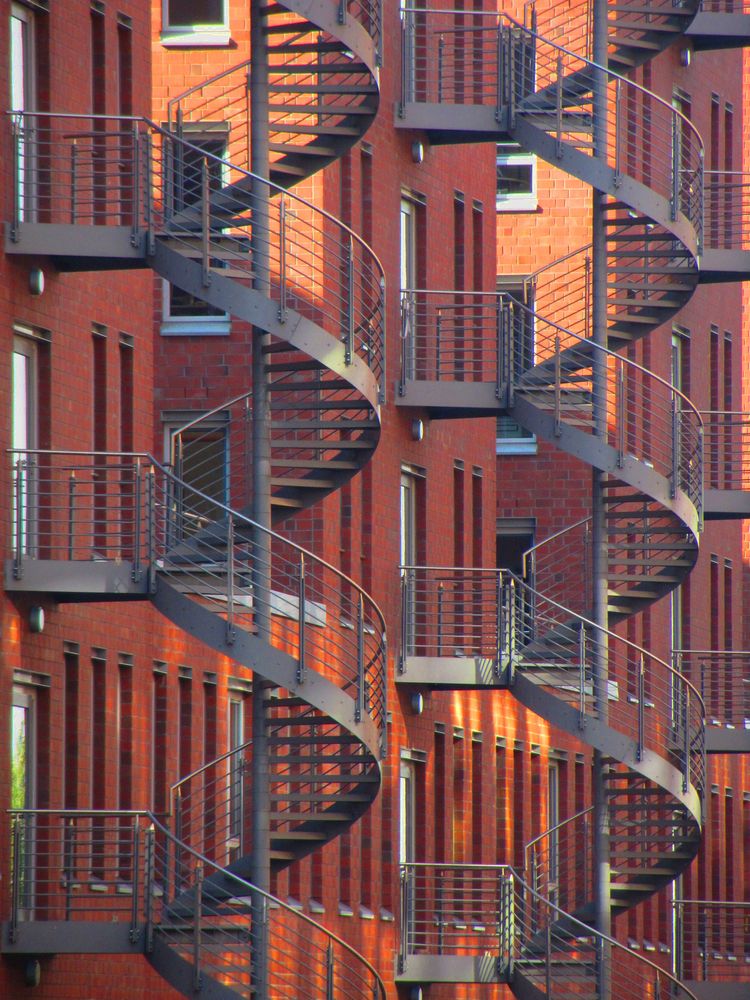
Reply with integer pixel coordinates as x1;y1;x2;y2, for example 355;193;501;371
29;606;45;633
411;141;425;164
411;418;425;442
409;987;424;1000
410;692;424;715
29;267;45;296
679;47;691;68
24;958;41;987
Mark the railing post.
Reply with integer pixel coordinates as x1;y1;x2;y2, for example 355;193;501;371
398;866;409;973
683;686;690;793
144;132;155;256
11;115;22;241
201;156;211;287
297;553;306;683
226;514;236;644
701;905;708;980
554;335;562;436
133;458;143;582
130;818;141;943
131;122;141;247
507;27;516;128
400;572;409;673
671;115;679;222
326;941;335;1000
437;874;445;954
10;815;21;943
356;593;365;722
437;581;444;656
13;458;25;579
673;901;683;981
555;53;564;158
68;471;76;560
613;79;622;184
497;872;513;979
144;824;155;953
438;35;444;103
545;921;553;997
671;392;679;498
278;193;288;323
64;818;75;921
637;652;645;761
71;141;78;223
436;311;442;380
496;572;504;679
192;863;203;994
147;466;156;594
345;233;354;365
578;621;587;728
616;359;625;467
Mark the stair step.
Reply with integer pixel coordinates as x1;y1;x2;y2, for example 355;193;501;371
271;419;377;430
271;476;337;489
270;400;370;410
275;772;379;783
609;20;682;34
273;459;360;470
270;141;338;158
271;791;372;804
270;103;374;116
271;438;373;450
270;83;377;96
272;830;329;842
269;754;367;765
609;34;663;50
272;811;352;823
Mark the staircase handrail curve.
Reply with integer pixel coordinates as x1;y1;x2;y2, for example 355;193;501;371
146;814;388;999
528;240;592;282
7;110;387;386
401;562;705;794
513;569;705;725
521;516;591;579
509;867;702;1000
402;7;704;237
151;460;387;740
401;560;703;707
523;804;594;876
154;458;387;653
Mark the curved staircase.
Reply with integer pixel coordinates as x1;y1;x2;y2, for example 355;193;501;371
6;2;387;997
396;2;711;996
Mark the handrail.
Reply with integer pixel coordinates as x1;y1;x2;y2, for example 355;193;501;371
399;6;705;176
7;109;387;283
523;804;593;869
522;516;591;578
513;867;701;1000
148;813;388;998
401;562;706;740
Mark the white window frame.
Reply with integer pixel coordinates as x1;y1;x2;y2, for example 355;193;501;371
161;0;230;47
496;145;538;213
161;128;231;335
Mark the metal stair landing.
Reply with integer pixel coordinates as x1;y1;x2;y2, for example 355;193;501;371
5;2;387;998
395;4;707;997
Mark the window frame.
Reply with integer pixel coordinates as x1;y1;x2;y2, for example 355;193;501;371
161;0;230;47
161;127;231;336
496;144;538;213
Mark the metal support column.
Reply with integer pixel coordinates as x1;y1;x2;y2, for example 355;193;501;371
250;2;272;998
591;0;612;994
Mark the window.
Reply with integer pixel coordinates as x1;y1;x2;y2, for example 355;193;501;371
12;334;38;555
399;758;416;865
11;2;36;221
164;411;229;538
161;0;229;46
162;128;231;335
496;143;537;212
228;695;245;861
400;197;417;379
11;686;37;917
496;277;537;454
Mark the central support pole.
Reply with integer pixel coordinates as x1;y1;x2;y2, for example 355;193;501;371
591;0;612;993
250;2;272;997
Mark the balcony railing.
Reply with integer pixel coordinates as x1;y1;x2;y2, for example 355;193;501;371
674;650;750;728
7;809;386;998
400;566;706;797
674;899;750;983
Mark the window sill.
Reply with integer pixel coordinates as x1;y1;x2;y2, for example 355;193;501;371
496;198;539;213
496;439;538;456
160;319;231;337
160;28;232;47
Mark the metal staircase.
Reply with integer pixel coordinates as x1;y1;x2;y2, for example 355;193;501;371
5;2;387;997
394;1;721;996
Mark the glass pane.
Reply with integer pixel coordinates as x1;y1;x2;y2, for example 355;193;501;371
168;0;224;27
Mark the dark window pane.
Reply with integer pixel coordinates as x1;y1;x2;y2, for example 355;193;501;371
168;0;224;27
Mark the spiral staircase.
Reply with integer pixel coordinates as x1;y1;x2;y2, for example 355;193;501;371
4;2;389;997
393;1;739;997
